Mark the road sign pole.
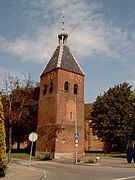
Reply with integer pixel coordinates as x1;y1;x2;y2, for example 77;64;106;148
74;96;78;163
29;140;34;168
28;132;38;168
75;144;78;163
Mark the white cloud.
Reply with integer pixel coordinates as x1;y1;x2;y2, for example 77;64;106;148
0;0;135;66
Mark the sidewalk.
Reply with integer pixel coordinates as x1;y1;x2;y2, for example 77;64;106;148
53;155;135;168
2;163;45;180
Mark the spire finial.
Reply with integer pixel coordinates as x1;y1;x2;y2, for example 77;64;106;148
58;10;68;45
62;10;65;30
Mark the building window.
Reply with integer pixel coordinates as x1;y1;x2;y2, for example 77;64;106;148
64;81;69;91
43;84;47;95
74;84;78;94
70;112;72;120
49;82;53;93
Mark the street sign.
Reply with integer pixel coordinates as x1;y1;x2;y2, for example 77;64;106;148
74;133;79;139
75;139;79;144
29;132;38;142
28;132;38;168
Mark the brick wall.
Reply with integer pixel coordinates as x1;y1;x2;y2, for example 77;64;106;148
84;103;104;151
36;69;85;158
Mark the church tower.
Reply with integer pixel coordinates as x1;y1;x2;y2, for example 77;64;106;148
36;17;85;158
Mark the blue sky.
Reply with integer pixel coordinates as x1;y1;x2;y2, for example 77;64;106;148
0;0;135;102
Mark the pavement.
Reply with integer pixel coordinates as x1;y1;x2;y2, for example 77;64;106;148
53;156;135;168
2;162;45;180
2;156;135;180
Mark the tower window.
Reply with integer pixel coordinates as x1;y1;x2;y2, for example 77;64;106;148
43;84;47;95
74;84;78;94
49;82;53;93
70;112;72;120
64;81;69;91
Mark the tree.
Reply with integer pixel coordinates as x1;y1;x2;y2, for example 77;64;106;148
0;94;6;176
0;73;39;161
11;86;39;149
91;82;135;151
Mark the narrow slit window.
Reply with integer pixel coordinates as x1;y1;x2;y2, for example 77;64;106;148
49;82;53;93
70;112;72;120
43;84;47;95
74;84;78;94
64;81;69;91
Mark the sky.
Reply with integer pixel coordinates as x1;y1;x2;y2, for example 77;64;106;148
0;0;135;103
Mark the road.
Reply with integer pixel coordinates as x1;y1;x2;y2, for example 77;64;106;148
32;161;135;180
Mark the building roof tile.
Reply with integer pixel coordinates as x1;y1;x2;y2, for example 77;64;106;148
41;45;84;76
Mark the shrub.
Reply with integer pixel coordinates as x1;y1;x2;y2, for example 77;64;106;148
37;153;53;161
85;159;96;164
0;95;7;176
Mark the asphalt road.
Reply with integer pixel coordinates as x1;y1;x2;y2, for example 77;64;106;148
32;161;135;180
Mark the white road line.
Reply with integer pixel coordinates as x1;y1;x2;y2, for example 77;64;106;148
113;176;135;180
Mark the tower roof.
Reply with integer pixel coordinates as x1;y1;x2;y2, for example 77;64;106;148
41;13;84;77
41;45;84;76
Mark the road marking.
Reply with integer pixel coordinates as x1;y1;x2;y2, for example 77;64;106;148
113;176;135;180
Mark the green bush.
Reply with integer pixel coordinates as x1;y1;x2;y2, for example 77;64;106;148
0;95;7;176
85;159;96;164
37;153;53;161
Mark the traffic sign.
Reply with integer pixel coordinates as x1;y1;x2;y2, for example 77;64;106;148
28;132;38;168
75;139;79;144
74;133;79;139
29;132;38;142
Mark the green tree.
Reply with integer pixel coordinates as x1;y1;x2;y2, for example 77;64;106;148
11;85;39;149
0;94;6;176
0;73;39;161
91;82;135;151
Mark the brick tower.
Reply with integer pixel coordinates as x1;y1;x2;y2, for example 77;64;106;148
36;20;85;158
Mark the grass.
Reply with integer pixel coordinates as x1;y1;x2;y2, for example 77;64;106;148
10;153;30;159
9;152;53;161
8;152;126;160
85;152;126;158
109;153;126;158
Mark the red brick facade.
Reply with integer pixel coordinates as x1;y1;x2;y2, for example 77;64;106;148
36;68;85;158
84;103;104;151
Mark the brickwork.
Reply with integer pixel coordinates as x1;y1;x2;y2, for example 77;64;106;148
36;68;85;158
85;103;104;151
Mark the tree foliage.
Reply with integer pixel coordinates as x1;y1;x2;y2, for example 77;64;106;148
11;86;39;149
91;82;135;151
0;95;6;174
0;73;39;150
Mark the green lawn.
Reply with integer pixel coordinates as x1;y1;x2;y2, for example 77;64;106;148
9;152;126;159
85;152;126;158
10;153;30;159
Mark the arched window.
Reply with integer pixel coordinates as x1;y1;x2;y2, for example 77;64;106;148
43;84;47;95
64;81;69;91
74;84;78;94
49;82;53;93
